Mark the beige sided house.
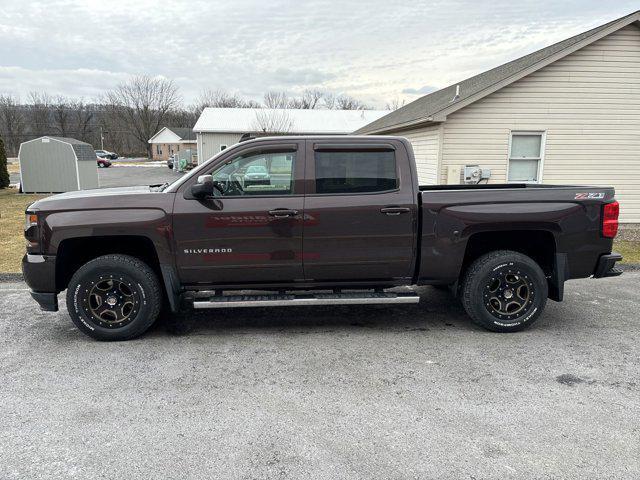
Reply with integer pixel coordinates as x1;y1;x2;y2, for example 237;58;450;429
357;11;640;223
148;127;197;161
193;108;388;163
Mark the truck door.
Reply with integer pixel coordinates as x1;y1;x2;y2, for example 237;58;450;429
302;140;417;283
172;141;305;286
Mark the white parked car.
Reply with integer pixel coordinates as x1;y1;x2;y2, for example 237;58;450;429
95;149;118;160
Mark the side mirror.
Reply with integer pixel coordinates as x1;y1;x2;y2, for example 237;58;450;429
190;175;214;199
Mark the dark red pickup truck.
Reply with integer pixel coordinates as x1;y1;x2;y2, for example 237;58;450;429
23;136;622;340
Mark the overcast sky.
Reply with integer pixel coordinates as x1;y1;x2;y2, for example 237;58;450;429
0;0;637;107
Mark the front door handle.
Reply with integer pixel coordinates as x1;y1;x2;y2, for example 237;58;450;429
380;206;410;216
268;209;299;218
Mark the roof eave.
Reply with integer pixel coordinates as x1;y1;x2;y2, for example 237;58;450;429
432;12;640;120
355;116;439;135
358;10;640;134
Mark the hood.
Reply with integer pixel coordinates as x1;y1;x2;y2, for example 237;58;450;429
28;185;161;211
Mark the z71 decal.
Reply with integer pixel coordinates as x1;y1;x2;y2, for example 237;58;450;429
575;192;605;200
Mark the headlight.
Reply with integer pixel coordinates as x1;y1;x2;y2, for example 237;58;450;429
25;213;38;229
25;212;40;251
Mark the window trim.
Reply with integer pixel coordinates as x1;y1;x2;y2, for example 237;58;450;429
507;130;546;184
309;148;400;197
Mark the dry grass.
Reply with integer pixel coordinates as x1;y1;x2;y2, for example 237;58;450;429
7;163;20;174
614;240;640;264
0;188;47;272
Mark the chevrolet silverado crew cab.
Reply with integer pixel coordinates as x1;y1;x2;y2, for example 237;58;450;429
23;136;622;341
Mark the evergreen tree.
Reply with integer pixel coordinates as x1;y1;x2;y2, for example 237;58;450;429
0;136;10;189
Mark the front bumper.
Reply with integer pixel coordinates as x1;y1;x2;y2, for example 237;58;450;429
22;254;59;311
593;252;623;278
30;291;58;312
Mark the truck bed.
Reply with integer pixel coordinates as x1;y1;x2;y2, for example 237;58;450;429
417;183;616;286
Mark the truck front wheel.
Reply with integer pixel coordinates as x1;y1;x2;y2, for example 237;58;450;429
66;254;162;341
461;250;547;332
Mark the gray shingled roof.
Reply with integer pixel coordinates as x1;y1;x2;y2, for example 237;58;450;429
357;11;640;134
46;136;92;146
167;127;196;141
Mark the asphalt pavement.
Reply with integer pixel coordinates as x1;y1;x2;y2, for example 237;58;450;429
10;163;181;189
1;273;639;479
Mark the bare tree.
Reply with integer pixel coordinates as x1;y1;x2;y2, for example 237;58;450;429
385;98;406;111
27;92;53;137
192;88;260;115
52;95;72;137
336;94;369;110
322;92;337;110
104;75;181;157
71;100;96;144
252;109;293;133
263;91;290;109
287;89;325;109
0;95;26;156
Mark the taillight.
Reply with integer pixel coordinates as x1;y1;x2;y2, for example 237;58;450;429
602;201;619;238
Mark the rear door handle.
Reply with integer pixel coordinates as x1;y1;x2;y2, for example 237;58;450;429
380;206;410;216
268;208;299;218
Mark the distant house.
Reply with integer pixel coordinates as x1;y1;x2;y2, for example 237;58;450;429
357;11;640;223
193;108;388;163
148;127;197;161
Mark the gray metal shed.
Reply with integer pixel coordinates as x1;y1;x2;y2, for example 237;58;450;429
19;136;99;193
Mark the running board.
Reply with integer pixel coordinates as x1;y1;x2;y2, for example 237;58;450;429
192;292;420;309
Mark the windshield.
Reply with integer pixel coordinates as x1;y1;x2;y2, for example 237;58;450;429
246;165;268;174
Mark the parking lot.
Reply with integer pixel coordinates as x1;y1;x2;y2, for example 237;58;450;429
10;163;181;189
1;272;638;479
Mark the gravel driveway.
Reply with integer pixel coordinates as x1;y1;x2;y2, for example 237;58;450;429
1;273;638;479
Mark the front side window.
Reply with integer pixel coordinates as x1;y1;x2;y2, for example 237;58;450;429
314;150;397;194
508;132;544;182
210;150;295;196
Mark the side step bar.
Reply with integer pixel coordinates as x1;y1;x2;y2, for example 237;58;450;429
193;292;420;309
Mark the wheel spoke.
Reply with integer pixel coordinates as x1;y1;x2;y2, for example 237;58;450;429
86;277;138;327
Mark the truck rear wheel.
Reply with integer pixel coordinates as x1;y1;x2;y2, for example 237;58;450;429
461;250;547;332
66;254;162;341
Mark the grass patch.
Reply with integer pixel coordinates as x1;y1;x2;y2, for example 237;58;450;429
7;163;20;174
614;240;640;264
0;188;47;273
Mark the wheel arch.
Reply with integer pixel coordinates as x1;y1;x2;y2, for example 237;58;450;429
55;235;179;310
459;229;564;301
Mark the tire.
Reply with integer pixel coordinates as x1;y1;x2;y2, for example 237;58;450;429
431;284;451;291
461;250;547;332
66;254;162;341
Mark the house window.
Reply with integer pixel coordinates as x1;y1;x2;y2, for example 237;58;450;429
156;145;162;155
508;132;544;182
220;145;228;151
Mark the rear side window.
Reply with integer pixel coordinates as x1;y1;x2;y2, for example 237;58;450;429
314;150;397;194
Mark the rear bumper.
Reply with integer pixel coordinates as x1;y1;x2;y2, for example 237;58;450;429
22;254;59;311
593;253;623;278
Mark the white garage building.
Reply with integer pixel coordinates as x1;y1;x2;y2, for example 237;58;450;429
193;108;388;164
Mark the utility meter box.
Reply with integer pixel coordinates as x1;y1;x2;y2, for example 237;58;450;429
463;165;491;184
